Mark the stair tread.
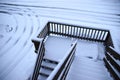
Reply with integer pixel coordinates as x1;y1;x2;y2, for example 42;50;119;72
39;72;49;77
42;60;58;69
38;75;47;80
41;65;54;71
40;67;52;76
43;57;59;64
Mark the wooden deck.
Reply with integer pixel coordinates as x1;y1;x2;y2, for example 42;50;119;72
44;35;113;80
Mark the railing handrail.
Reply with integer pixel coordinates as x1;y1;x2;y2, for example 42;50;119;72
104;45;120;80
31;38;45;80
47;40;77;80
106;46;120;60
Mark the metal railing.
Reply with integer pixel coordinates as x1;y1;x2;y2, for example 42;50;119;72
31;39;45;80
104;46;120;80
47;40;77;80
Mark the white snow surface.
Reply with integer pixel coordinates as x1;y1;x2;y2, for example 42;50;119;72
44;35;111;80
0;0;120;80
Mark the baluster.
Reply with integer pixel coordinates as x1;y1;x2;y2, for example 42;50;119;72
64;25;66;35
68;26;70;35
66;26;69;35
104;32;108;41
96;30;100;40
69;26;71;35
58;24;59;33
58;24;60;33
81;28;84;39
76;27;78;37
57;24;58;33
63;25;65;34
60;24;62;34
90;29;93;40
87;29;90;39
63;25;64;35
102;31;105;40
50;23;52;32
62;25;63;34
53;23;55;33
79;28;81;38
99;30;103;40
93;30;97;40
51;23;53;32
54;24;56;33
60;24;61;34
84;28;87;39
62;25;64;34
49;23;51;33
73;27;76;37
59;24;60;34
65;25;66;35
71;26;73;36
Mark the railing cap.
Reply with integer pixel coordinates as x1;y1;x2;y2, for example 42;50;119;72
109;46;120;55
32;37;44;42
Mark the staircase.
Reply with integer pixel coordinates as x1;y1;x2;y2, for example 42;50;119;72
37;58;59;80
31;21;118;80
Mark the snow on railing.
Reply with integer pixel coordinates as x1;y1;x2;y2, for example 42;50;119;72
31;39;45;80
32;23;49;53
48;22;109;42
104;46;120;80
32;21;114;53
47;40;77;80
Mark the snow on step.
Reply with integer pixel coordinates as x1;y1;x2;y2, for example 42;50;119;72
41;60;57;70
37;75;47;80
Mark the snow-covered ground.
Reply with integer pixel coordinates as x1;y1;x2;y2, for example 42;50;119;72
0;0;120;80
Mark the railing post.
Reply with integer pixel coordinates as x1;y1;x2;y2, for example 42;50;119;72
47;22;50;35
31;39;45;80
105;31;114;48
32;38;41;53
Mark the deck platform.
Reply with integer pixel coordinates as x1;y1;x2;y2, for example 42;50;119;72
44;35;113;80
